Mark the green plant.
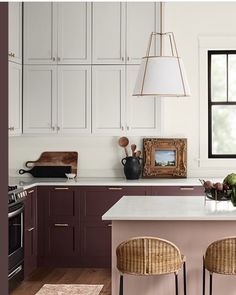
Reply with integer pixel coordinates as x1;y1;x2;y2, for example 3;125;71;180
231;186;236;206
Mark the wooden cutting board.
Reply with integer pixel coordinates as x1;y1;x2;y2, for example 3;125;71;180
25;152;78;174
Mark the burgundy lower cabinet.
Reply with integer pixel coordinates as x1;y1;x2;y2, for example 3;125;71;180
24;188;37;278
151;186;204;196
79;186;150;267
37;186;80;267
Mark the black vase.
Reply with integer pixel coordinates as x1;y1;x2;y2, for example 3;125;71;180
121;156;141;180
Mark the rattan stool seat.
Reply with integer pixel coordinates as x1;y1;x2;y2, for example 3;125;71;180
116;236;186;295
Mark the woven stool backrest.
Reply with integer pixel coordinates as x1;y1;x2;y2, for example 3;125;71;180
116;236;183;275
205;237;236;275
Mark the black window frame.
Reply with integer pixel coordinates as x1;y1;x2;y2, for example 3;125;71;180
208;50;236;158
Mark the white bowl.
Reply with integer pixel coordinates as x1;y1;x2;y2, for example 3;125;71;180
65;173;76;180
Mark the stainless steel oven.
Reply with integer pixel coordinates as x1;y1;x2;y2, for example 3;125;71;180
8;186;27;291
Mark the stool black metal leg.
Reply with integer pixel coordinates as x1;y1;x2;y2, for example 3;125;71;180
119;275;123;295
175;272;179;295
203;257;205;295
209;273;212;295
183;261;187;295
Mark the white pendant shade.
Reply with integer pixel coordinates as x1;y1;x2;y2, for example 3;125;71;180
133;56;191;97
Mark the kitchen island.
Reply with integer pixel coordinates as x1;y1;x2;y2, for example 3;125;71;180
103;196;236;295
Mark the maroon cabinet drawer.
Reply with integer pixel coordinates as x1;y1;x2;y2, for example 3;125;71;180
151;186;204;196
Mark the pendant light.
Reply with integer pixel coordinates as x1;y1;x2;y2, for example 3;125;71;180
133;3;190;97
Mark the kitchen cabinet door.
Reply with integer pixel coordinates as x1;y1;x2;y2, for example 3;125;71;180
57;66;91;134
24;2;57;64
8;62;22;136
8;2;22;64
126;2;160;64
80;186;150;267
58;3;91;64
24;188;37;278
23;65;57;134
92;2;125;64
126;65;162;135
92;66;125;134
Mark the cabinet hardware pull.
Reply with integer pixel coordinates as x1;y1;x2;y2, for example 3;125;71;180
27;227;34;232
12;53;15;57
121;57;124;61
121;126;124;131
127;57;130;61
52;126;55;131
58;57;61;61
28;190;34;194
107;224;112;227
180;187;194;191
54;223;69;227
127;126;130;131
108;187;123;190
54;187;69;190
9;126;14;131
57;126;60;131
52;57;56;61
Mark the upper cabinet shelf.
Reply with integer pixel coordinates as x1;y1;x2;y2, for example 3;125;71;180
24;2;91;65
92;2;159;65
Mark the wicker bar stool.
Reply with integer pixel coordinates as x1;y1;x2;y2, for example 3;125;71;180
203;237;236;295
116;237;187;295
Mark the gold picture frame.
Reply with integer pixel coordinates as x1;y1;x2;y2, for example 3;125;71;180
143;138;187;178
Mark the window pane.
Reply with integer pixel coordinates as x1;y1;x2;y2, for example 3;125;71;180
228;54;236;102
211;54;227;102
212;105;236;154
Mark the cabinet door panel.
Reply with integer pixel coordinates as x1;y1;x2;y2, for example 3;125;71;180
23;66;57;133
47;189;76;218
58;66;91;133
24;228;37;277
24;3;57;64
8;2;22;64
9;62;22;135
126;3;159;64
80;222;111;267
58;3;91;64
46;224;76;256
92;66;125;134
92;3;125;64
126;65;161;135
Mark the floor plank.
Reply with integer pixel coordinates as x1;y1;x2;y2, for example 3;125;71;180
10;268;111;295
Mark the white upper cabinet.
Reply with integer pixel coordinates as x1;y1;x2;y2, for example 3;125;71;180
92;2;159;64
126;2;159;64
23;66;57;133
24;3;57;64
92;66;125;134
57;3;91;64
9;62;22;135
92;3;125;64
8;2;22;64
126;66;161;135
24;3;91;65
58;66;91;133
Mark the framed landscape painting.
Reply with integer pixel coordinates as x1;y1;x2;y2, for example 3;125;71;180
143;138;187;178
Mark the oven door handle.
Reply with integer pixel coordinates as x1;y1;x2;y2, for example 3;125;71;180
8;206;24;219
8;265;22;279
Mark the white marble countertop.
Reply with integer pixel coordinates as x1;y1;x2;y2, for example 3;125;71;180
102;195;236;221
9;177;222;190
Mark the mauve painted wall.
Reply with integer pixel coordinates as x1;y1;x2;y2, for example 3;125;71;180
0;2;8;295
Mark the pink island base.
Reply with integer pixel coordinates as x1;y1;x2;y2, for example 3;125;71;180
111;220;236;295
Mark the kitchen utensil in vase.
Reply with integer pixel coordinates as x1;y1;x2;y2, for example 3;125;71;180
118;137;129;157
131;144;136;157
135;151;141;158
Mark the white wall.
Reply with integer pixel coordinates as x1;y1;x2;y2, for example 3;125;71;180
9;2;236;178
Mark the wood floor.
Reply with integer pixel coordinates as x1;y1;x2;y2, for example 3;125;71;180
10;268;111;295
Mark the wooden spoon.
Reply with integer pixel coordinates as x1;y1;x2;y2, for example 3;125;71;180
131;144;136;157
135;150;141;158
118;137;129;157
